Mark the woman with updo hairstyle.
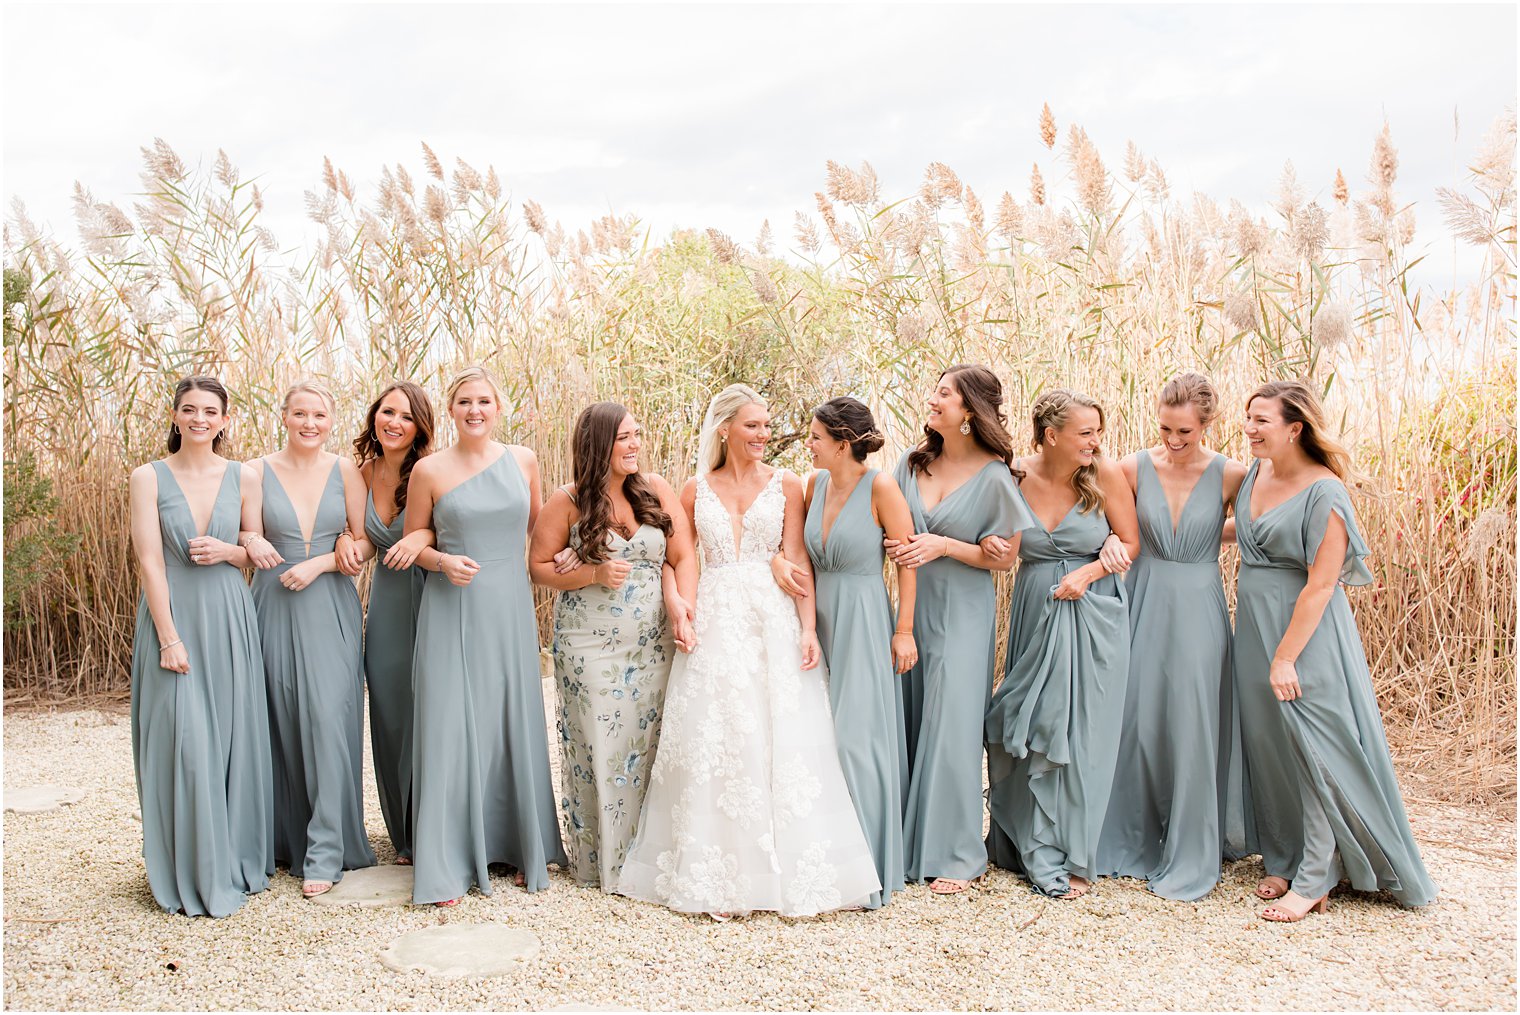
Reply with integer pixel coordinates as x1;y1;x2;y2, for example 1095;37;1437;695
1233;380;1433;921
405;365;566;906
799;396;918;908
885;364;1034;895
529;401;697;890
1093;371;1252;900
334;380;437;866
129;376;273;916
984;388;1140;899
249;379;376;898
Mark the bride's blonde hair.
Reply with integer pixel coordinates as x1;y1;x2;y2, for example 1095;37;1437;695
697;383;766;474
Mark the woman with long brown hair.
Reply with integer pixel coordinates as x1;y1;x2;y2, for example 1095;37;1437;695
335;380;436;866
886;364;1033;895
529;402;697;891
1233;380;1434;920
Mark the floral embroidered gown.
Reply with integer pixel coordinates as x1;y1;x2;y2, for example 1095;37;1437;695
615;470;880;915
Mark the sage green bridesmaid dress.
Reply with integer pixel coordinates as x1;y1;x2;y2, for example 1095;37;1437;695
363;489;426;862
804;469;907;909
131;460;272;916
1096;454;1242;900
552;520;672;889
892;455;1031;883
1233;463;1435;906
252;460;376;884
985;482;1129;897
411;450;567;904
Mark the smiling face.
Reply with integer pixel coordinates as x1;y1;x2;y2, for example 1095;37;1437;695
450;380;499;439
1157;402;1205;459
1047;405;1103;467
805;417;848;468
925;373;969;436
1243;395;1301;459
722;402;771;464
283;391;333;450
609;413;642;478
174;388;228;448
373;389;417;455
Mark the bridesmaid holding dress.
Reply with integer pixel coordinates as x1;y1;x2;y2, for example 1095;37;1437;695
251;380;376;898
985;389;1140;899
801;396;918;909
129;376;272;916
1094;373;1250;900
1234;380;1435;921
885;364;1033;895
407;365;567;906
335;381;436;866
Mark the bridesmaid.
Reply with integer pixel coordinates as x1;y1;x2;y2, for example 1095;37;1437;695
336;381;436;866
802;396;918;909
1234;380;1435;921
529;402;697;890
406;365;567;906
1094;372;1250;900
885;364;1033;895
985;389;1140;899
129;376;272;916
250;380;376;897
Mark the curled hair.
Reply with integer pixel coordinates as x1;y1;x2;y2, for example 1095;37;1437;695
1158;371;1219;428
352;381;435;515
445;365;504;413
167;376;230;454
697;383;766;474
570;402;672;564
1028;388;1106;514
1246;380;1353;479
812;396;885;462
907;364;1014;475
281;379;338;414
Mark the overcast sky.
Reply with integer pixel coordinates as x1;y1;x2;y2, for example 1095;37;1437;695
3;3;1515;288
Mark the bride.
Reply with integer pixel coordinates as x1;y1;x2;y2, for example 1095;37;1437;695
614;383;881;918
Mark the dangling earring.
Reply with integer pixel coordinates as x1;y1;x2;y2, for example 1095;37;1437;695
959;418;972;436
720;432;727;444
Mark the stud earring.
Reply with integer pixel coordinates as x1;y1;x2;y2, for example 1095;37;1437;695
959;419;972;436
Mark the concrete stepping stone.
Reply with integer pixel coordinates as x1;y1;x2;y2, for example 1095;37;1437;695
310;864;413;908
380;923;541;977
4;786;86;813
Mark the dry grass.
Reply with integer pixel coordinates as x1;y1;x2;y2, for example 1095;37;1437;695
4;109;1515;808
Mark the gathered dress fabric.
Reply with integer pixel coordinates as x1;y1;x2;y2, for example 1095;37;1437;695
985;483;1130;897
892;456;1031;883
553;520;673;889
363;491;426;861
410;451;567;903
1096;454;1252;899
1233;463;1435;906
804;469;908;909
131;460;273;916
252;461;375;884
616;471;880;915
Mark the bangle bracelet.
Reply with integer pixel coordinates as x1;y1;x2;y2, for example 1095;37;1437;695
893;630;912;636
159;638;183;652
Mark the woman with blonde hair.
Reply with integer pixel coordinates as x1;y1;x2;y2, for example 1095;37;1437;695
1233;380;1434;920
616;383;880;918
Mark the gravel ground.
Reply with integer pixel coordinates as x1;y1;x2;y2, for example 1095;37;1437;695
3;695;1514;1012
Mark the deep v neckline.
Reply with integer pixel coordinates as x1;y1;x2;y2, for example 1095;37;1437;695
916;459;999;514
265;458;340;554
1144;453;1219;536
159;461;232;540
703;470;780;560
1246;465;1331;525
818;470;870;553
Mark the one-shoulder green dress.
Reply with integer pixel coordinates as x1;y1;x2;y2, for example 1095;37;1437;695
1233;464;1435;906
893;455;1031;883
1096;454;1244;900
252;460;376;884
986;483;1129;897
131;459;272;917
363;489;426;862
411;451;567;904
805;469;908;909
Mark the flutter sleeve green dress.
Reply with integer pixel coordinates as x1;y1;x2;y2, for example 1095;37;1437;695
1233;463;1435;906
131;459;272;916
252;460;376;885
985;482;1130;897
363;489;427;862
805;468;908;908
1096;453;1246;900
411;451;568;904
893;454;1032;883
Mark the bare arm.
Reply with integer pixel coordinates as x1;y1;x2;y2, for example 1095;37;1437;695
780;472;821;669
1056;460;1141;600
528;489;600;591
873;472;920;674
130;466;188;674
513;445;543;539
340;458;376;563
656;475;698;609
1267;511;1349;702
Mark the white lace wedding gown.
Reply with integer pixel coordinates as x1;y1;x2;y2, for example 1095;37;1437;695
615;470;881;915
